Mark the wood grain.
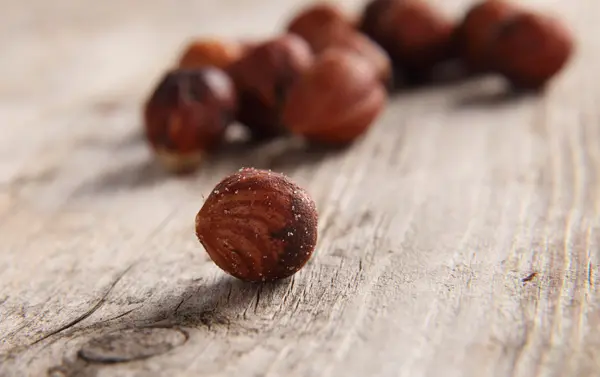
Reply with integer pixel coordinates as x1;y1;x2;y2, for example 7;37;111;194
1;0;599;376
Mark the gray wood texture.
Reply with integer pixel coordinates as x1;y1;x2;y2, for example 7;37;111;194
1;0;598;376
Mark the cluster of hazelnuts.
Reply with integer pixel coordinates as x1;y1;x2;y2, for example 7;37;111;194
150;0;574;282
143;0;573;175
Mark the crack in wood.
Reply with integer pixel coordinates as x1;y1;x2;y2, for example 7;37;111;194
173;298;186;315
254;285;262;314
96;307;140;325
30;263;136;346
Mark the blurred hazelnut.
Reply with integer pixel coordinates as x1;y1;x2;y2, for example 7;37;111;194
490;11;574;89
455;0;518;72
297;24;393;86
360;0;454;75
228;34;314;139
178;39;245;70
144;68;237;173
322;29;393;86
287;3;354;47
360;0;395;43
286;3;391;86
282;49;387;145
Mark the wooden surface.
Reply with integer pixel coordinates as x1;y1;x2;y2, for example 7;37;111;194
1;0;598;376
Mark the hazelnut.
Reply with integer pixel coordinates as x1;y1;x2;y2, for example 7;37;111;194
321;30;392;86
360;0;454;74
178;39;245;70
195;168;318;282
490;11;574;89
455;0;517;72
282;49;387;145
227;34;314;139
144;68;237;173
291;17;392;85
287;3;354;48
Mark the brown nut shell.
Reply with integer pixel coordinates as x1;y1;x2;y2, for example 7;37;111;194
360;0;395;44
144;68;237;173
282;49;387;145
228;34;314;139
287;3;353;46
195;168;318;282
456;0;517;72
490;11;574;89
360;0;454;72
297;22;392;85
328;30;392;86
287;2;390;82
178;39;244;70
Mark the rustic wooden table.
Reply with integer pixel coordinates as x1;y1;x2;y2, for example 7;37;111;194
1;0;598;376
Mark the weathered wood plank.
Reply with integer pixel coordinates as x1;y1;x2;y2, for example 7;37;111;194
1;0;599;376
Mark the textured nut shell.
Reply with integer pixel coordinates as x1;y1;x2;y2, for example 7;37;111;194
228;35;314;139
195;168;318;282
490;12;574;89
144;68;237;170
360;0;454;70
178;39;244;70
456;0;517;72
283;50;386;145
287;3;353;48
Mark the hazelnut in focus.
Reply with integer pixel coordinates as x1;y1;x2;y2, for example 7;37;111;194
227;34;314;139
195;168;318;282
455;0;517;72
144;68;237;173
360;0;454;77
490;11;574;90
282;49;387;145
